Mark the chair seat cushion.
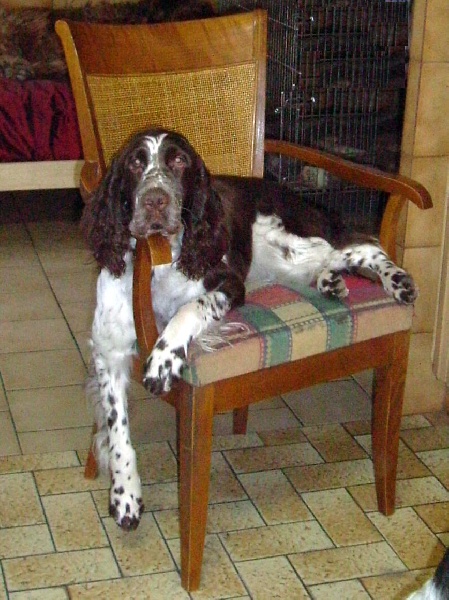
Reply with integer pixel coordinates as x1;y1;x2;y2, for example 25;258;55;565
182;275;414;387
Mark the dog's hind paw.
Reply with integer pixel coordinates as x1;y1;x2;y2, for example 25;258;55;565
317;269;349;299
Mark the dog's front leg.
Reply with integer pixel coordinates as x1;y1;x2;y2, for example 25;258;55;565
143;290;231;394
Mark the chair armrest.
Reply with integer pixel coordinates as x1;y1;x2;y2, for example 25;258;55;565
264;139;432;260
133;235;172;357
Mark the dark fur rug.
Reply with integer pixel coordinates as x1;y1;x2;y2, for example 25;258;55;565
0;0;216;80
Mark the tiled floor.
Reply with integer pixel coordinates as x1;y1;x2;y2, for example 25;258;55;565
1;191;448;599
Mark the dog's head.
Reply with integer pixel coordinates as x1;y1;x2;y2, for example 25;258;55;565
82;127;218;277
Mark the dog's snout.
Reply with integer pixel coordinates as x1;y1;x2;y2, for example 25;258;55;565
142;188;170;209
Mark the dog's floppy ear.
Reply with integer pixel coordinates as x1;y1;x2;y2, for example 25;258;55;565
81;155;133;277
178;154;229;280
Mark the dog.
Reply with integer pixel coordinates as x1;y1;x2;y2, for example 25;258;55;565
406;548;449;599
0;0;216;80
82;127;418;530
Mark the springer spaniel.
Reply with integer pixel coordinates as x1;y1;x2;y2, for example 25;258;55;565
83;127;417;531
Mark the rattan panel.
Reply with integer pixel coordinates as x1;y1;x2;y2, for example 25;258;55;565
86;62;258;176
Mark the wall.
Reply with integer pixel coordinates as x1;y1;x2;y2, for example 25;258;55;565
399;0;449;412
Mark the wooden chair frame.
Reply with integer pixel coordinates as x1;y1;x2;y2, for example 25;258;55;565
56;11;432;591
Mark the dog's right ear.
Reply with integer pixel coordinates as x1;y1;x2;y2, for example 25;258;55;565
81;156;133;277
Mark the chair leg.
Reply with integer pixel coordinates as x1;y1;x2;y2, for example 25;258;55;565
233;406;249;434
371;330;410;516
178;384;214;592
84;424;98;480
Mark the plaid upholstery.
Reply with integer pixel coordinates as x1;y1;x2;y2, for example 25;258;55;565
182;275;414;387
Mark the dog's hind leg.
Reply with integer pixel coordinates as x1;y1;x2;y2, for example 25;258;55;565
317;242;417;304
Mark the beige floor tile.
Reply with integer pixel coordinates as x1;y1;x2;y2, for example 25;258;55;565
9;589;68;600
401;414;433;430
135;442;177;484
43;492;108;551
224;442;323;474
0;319;75;354
48;270;98;304
0;223;31;246
0;472;45;527
302;488;381;546
0;573;5;600
0;291;62;322
0;524;54;559
361;568;435;599
290;541;406;586
61;301;95;333
401;425;449;452
129;401;177;445
38;248;95;276
368;508;446;570
221;521;332;562
349;476;449;512
283;380;372;425
73;330;92;365
3;548;120;591
0;450;79;474
309;580;371;599
103;513;174;576
415;501;449;533
209;453;247;504
0;412;20;456
352;369;373;395
0;266;50;295
212;432;263;451
418;448;449;487
35;466;109;496
237;556;309;599
27;222;85;250
8;385;92;432
257;426;307;446
0;384;7;410
213;407;300;437
68;572;190;599
156;500;264;540
302;424;367;462
19;426;93;454
285;458;374;493
169;534;247;599
355;437;431;479
0;349;86;390
239;470;312;524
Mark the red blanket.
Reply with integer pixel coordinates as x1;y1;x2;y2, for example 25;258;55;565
0;78;82;162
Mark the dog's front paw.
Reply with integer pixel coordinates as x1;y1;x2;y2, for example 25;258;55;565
109;474;144;531
386;270;418;305
317;269;349;299
143;338;186;395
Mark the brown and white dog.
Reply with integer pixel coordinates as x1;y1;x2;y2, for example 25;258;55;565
406;549;449;599
81;127;418;530
0;0;216;80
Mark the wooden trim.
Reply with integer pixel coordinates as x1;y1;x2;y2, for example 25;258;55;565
0;160;83;191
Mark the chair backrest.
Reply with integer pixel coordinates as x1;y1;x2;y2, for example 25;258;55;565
55;11;267;184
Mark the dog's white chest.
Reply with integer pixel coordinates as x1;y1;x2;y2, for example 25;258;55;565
151;264;205;332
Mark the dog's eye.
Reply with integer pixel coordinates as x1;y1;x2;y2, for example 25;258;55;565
129;158;143;172
173;154;187;166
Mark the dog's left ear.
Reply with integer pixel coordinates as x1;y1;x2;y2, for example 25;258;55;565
178;155;229;279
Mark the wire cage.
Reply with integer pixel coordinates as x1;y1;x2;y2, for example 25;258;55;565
217;0;410;233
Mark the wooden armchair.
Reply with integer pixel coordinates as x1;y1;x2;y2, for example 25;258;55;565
56;10;432;591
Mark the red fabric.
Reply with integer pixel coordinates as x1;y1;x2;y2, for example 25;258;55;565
0;78;82;162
